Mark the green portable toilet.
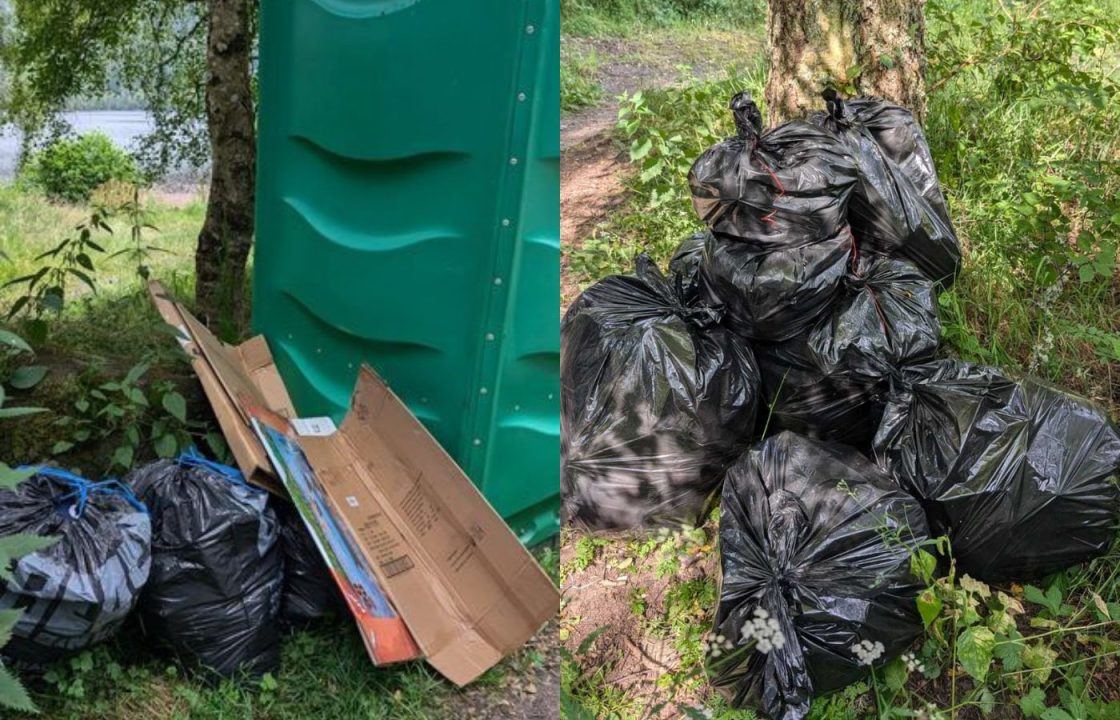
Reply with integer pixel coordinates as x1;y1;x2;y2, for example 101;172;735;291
253;0;560;545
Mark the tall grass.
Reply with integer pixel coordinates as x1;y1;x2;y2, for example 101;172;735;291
562;0;766;36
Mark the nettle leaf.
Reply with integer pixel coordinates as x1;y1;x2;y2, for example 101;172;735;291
0;330;31;354
0;533;59;582
0;662;36;713
0;406;48;419
112;445;135;469
957;626;996;681
1019;687;1047;718
0;466;34;491
162;392;187;423
154;433;178;459
9;365;48;390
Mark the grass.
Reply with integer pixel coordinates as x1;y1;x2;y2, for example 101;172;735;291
562;44;604;113
561;0;765;37
561;0;1120;717
0;183;559;718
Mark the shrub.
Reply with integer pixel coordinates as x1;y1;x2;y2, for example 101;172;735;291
25;132;140;203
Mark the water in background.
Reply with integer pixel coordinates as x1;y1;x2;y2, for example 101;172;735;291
0;110;208;189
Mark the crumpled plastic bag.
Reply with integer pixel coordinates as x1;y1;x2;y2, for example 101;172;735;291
668;230;709;301
810;91;960;286
562;254;761;530
709;431;928;720
274;500;339;626
754;333;884;448
874;359;1120;581
689;91;859;341
127;451;283;679
807;255;940;379
0;468;150;664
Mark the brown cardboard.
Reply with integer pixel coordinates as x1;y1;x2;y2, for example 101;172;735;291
296;367;560;686
149;284;559;685
147;282;295;495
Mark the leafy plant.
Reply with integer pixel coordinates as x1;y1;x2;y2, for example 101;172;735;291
52;361;219;473
0;329;48;419
4;206;113;342
109;186;170;282
0;464;60;713
24;132;140;203
561;45;603;113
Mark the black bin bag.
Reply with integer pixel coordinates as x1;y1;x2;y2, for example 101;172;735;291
274;500;339;625
689;91;859;341
562;254;761;531
810;91;960;287
0;468;150;664
754;333;883;449
127;450;283;679
807;255;940;379
668;230;709;301
710;431;928;720
874;359;1120;582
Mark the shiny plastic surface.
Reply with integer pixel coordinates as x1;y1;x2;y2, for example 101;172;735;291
808;255;940;378
810;92;960;286
689;92;859;341
874;359;1120;581
128;458;283;679
0;470;150;664
561;256;760;530
253;0;560;546
710;431;928;720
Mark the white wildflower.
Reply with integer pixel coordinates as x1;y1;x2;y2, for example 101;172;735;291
901;651;925;674
737;606;785;654
851;639;885;666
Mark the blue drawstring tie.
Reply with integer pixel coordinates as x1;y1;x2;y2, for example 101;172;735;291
21;466;147;518
177;447;256;490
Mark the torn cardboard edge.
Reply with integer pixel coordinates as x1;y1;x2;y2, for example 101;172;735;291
148;283;560;687
148;281;293;495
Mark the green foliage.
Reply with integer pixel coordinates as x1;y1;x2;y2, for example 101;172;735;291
107;186;169;282
0;464;58;713
562;0;765;36
570;73;763;280
24;133;140;203
4;205;115;343
51;361;211;473
0;329;48;418
561;45;603;113
1;1;214;179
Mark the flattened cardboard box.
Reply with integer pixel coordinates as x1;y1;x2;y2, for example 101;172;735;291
294;367;560;685
149;283;559;685
148;281;294;494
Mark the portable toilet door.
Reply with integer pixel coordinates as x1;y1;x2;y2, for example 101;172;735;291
252;0;560;546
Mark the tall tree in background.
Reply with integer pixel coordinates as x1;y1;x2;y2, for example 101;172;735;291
0;0;257;329
195;0;255;329
765;0;927;123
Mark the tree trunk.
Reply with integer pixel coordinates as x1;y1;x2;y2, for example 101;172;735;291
194;0;256;334
765;0;927;124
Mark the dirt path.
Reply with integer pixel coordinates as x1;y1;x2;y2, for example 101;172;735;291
560;30;762;309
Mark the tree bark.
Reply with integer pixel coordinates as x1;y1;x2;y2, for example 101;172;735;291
765;0;927;124
194;0;256;334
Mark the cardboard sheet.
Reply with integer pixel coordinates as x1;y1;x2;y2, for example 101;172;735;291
148;281;294;495
296;367;560;685
149;285;560;685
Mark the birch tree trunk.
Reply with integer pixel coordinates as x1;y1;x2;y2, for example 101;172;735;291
765;0;927;124
194;0;256;333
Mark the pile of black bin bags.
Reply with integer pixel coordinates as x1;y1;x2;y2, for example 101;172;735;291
0;449;338;680
561;90;1120;720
